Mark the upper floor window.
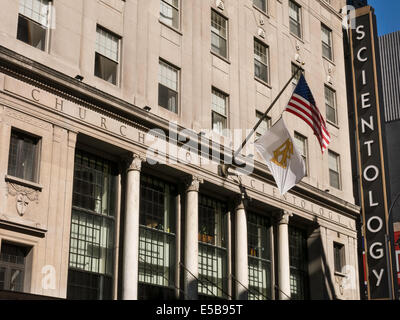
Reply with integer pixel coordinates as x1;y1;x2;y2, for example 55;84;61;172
253;0;267;12
211;88;228;136
254;39;269;84
321;24;333;60
160;0;179;29
291;63;302;87
0;242;32;293
325;85;337;125
328;150;341;190
159;60;179;113
95;26;120;85
294;132;308;176
211;10;228;58
255;111;271;139
17;0;51;51
8;129;40;183
333;242;345;273
289;1;302;39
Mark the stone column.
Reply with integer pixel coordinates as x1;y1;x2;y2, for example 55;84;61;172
235;195;249;300
183;176;203;300
122;153;144;300
277;211;292;300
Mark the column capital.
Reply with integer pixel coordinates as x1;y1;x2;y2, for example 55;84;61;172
185;175;203;192
278;210;293;225
123;153;145;172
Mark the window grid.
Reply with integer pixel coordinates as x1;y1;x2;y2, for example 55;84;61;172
68;150;117;300
247;213;271;300
294;132;308;175
289;1;301;38
198;195;227;298
325;86;337;124
212;89;228;136
138;175;176;290
211;10;228;58
255;111;271;138
8;130;39;183
334;242;345;273
160;0;179;29
254;39;269;83
159;61;178;92
0;243;27;292
291;63;302;86
328;150;341;189
322;25;333;60
96;27;119;63
19;0;50;27
253;0;267;12
289;226;309;300
158;60;179;113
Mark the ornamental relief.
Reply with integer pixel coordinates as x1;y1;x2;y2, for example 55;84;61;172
6;182;40;217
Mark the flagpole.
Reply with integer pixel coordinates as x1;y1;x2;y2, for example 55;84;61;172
219;63;304;177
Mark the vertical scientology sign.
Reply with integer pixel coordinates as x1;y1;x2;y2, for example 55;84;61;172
349;7;395;299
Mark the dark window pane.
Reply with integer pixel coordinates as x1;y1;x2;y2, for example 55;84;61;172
158;83;178;113
68;150;117;300
198;195;227;298
160;0;179;29
17;15;46;51
255;59;268;83
289;227;309;300
0;243;29;293
7;130;39;182
253;0;266;11
67;269;112;300
95;53;118;85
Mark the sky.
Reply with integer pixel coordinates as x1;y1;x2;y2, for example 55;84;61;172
368;0;400;36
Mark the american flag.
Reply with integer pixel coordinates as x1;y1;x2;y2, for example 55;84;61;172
285;74;331;153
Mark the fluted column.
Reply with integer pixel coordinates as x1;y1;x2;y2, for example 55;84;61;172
122;153;144;300
277;211;292;300
184;176;203;300
235;195;249;300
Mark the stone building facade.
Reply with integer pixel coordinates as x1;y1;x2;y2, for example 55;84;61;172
0;0;360;300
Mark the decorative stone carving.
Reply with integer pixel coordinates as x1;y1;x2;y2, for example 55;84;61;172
327;64;334;84
278;210;292;225
258;27;266;39
216;0;224;10
335;275;345;296
7;182;39;217
125;153;145;172
185;176;203;193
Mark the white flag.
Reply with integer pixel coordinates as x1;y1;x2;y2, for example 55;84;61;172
254;117;306;195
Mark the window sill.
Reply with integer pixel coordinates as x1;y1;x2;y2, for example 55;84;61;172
158;105;179;116
289;32;304;44
254;77;272;89
158;19;183;36
5;175;43;191
334;271;347;278
252;5;270;18
210;50;231;65
327;120;339;129
322;55;335;66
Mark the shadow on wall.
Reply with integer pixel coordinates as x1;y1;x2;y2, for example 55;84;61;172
307;220;338;300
